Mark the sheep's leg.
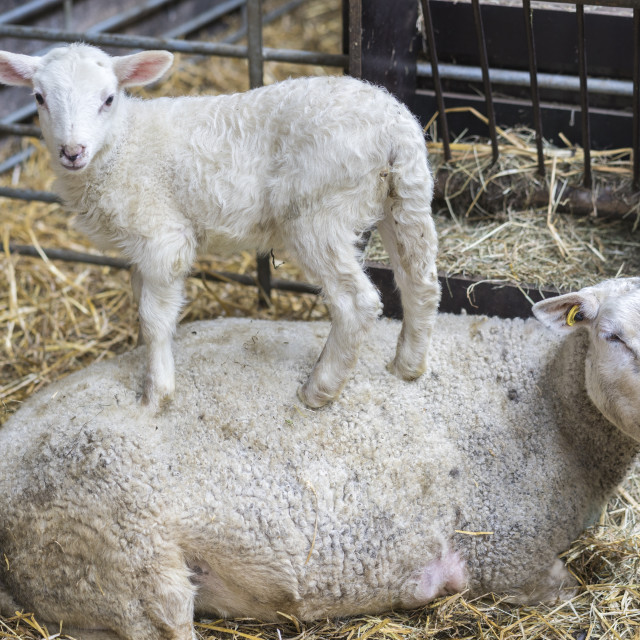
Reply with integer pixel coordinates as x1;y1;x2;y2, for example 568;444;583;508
378;205;440;381
138;274;186;408
296;246;382;408
132;228;195;408
504;558;579;605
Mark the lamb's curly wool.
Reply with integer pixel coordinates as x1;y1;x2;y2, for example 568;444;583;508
2;279;640;640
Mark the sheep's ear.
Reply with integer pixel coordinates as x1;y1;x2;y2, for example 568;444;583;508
113;50;174;88
0;51;41;87
532;289;599;332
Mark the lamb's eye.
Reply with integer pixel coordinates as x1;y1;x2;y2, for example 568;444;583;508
104;95;114;107
606;333;623;344
34;92;44;106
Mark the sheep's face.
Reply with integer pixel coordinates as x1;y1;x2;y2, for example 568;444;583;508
533;278;640;442
33;48;120;172
0;44;174;173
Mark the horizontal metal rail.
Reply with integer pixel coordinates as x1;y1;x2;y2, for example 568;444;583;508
417;61;636;97
0;24;348;67
0;0;62;25
538;0;640;5
0;123;41;137
0;187;61;203
7;243;321;295
162;0;246;39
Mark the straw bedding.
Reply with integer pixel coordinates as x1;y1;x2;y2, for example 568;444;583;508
1;1;639;638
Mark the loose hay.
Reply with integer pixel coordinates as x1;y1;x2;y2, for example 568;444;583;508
1;1;639;639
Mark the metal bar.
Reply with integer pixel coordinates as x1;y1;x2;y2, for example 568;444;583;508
634;7;640;188
522;0;545;176
0;123;41;137
0;24;348;67
0;187;62;203
471;0;499;163
223;0;309;44
0;0;62;25
63;0;72;30
7;243;321;295
246;0;271;306
247;0;264;88
529;0;640;6
416;61;636;97
85;0;176;35
162;0;246;39
419;0;451;161
348;0;362;77
0;147;36;175
576;4;592;188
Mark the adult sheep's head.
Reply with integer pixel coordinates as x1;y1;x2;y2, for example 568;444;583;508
0;44;173;172
533;277;640;442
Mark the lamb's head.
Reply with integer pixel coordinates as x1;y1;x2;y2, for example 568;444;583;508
533;277;640;441
0;44;173;172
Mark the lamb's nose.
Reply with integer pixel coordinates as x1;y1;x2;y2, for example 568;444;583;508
61;145;85;162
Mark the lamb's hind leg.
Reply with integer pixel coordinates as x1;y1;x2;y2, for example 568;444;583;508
295;238;382;408
378;203;440;380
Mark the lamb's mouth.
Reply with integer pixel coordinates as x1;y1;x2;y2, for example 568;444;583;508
60;159;88;171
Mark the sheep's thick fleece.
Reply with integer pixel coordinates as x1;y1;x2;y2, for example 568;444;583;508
1;311;637;640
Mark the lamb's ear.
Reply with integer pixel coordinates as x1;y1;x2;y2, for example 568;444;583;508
0;51;41;87
113;50;174;88
532;289;599;332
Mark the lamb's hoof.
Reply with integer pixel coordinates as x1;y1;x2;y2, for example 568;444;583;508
387;357;426;381
141;379;174;414
297;382;334;409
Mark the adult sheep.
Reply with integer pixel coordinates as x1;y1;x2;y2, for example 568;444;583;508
1;277;640;640
0;44;440;410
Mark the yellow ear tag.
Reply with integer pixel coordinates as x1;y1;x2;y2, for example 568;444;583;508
566;304;581;326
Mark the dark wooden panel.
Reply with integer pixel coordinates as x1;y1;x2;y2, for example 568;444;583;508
360;0;418;104
366;262;560;320
426;1;634;80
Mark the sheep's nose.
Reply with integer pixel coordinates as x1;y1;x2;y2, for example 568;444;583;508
61;144;85;162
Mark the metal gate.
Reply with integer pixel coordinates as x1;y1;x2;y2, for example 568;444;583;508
1;0;639;319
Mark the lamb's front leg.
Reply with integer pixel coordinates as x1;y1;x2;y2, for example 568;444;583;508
132;229;196;409
138;273;186;409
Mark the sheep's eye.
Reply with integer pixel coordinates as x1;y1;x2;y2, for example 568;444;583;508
606;333;623;344
104;95;114;107
34;92;44;106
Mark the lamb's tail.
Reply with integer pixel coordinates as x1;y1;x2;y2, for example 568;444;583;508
379;114;440;380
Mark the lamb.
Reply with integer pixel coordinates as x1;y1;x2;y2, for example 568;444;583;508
0;43;440;410
2;277;640;640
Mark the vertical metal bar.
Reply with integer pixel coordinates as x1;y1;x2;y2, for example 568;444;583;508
420;0;451;161
246;0;263;89
633;7;640;189
576;4;592;189
348;0;362;78
471;0;499;163
63;0;72;30
247;0;271;305
522;0;545;177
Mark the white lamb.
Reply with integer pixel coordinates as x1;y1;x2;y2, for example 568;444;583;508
0;44;440;409
1;277;640;640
